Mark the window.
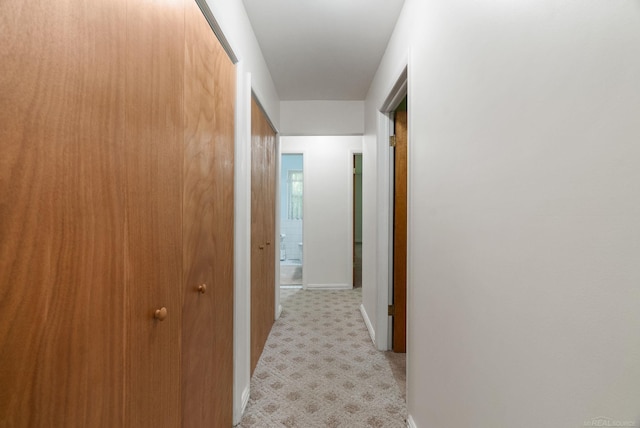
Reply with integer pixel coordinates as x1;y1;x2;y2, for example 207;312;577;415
288;170;303;220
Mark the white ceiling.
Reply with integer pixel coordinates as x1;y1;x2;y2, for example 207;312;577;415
242;0;406;101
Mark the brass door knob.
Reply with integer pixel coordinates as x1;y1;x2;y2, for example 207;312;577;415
266;241;271;246
259;244;265;250
197;284;207;294
154;307;168;321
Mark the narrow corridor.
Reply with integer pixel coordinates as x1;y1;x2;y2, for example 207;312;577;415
238;288;406;427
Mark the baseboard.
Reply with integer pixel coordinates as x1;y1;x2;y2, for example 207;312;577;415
233;385;250;426
276;304;283;320
306;283;352;290
359;304;376;344
407;415;417;428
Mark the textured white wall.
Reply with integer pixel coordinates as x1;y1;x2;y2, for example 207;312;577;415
280;101;364;135
281;136;363;289
368;0;640;426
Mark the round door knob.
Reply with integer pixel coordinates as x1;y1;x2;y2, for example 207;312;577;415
197;284;207;294
266;241;271;246
259;244;265;250
154;307;168;321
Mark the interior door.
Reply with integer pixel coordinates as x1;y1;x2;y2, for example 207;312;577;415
0;1;128;425
1;1;236;425
265;124;277;311
250;98;277;374
181;0;236;426
392;109;408;353
123;0;185;425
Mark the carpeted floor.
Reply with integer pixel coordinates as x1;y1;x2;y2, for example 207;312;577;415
383;351;406;402
238;288;406;427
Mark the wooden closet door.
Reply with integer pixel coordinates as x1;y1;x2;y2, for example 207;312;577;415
265;129;277;308
123;0;185;426
250;103;266;374
0;1;127;426
392;110;408;353
250;98;277;374
181;0;236;426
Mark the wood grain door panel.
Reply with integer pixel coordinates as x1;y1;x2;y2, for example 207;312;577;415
250;98;276;374
0;1;236;425
181;0;235;425
265;128;277;313
393;110;408;353
0;1;127;426
250;103;266;374
123;0;184;426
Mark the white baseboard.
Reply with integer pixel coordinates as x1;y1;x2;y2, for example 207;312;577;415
276;304;283;319
233;385;250;426
306;283;352;290
359;304;375;344
407;415;417;428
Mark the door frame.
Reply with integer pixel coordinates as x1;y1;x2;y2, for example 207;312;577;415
376;66;408;351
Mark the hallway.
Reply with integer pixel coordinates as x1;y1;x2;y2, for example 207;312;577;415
239;289;406;427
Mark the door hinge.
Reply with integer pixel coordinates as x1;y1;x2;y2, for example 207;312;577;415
388;304;395;316
353;167;356;174
389;135;396;148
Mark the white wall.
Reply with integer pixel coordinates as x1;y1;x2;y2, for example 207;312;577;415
203;1;280;423
360;126;380;346
281;136;363;289
280;101;364;135
367;0;640;426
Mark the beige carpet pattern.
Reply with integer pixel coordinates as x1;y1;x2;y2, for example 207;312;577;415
238;288;406;428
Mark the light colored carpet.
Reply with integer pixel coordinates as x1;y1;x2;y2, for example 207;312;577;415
384;351;406;401
238;288;406;427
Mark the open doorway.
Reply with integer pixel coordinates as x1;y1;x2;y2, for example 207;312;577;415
353;154;363;288
280;153;303;287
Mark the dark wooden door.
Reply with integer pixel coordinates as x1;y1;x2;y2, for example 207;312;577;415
123;1;185;426
250;98;277;374
181;0;236;426
393;110;408;353
0;1;128;425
